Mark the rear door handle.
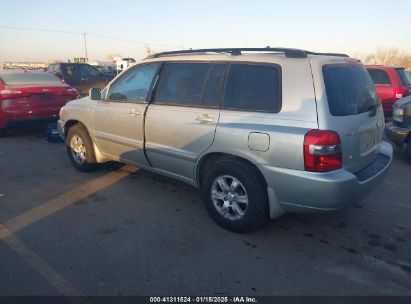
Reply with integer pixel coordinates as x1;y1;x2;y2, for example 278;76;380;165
195;114;215;123
130;109;142;117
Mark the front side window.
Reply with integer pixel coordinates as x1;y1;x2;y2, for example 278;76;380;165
108;63;160;102
367;69;391;85
62;64;78;78
223;64;281;112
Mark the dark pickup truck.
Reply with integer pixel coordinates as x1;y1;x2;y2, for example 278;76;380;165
47;63;115;96
385;95;411;160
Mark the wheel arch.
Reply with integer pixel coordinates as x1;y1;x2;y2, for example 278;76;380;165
64;119;106;163
196;152;267;188
196;152;284;220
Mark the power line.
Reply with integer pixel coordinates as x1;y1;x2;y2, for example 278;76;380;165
0;25;180;48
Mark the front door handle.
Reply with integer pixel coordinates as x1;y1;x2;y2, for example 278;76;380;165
130;109;142;117
195;114;215;123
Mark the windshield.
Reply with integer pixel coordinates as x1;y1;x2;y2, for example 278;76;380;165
323;64;380;116
0;72;63;85
395;68;411;86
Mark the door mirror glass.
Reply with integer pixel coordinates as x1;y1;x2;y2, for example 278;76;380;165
89;87;101;100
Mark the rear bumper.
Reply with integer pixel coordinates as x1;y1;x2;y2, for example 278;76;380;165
385;121;409;146
260;141;393;218
4;117;58;128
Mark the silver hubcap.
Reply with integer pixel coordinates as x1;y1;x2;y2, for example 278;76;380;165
70;135;86;165
211;175;249;221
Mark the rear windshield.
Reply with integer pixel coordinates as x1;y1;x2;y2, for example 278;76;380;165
0;72;62;85
323;64;380;116
395;68;411;86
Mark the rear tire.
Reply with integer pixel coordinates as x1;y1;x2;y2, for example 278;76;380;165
201;160;269;233
66;124;99;172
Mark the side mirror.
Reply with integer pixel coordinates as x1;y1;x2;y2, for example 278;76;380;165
89;88;102;100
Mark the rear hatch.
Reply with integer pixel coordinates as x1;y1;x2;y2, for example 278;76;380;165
312;58;385;174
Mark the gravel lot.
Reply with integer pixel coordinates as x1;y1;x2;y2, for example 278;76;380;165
0;125;410;296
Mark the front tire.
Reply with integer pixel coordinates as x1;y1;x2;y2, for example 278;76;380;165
66;124;99;172
201;160;269;233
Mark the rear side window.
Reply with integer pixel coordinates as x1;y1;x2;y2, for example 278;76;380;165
154;62;227;107
155;63;211;106
323;64;380;116
202;64;228;107
223;64;281;112
0;72;63;85
367;69;391;85
395;68;411;86
79;65;98;78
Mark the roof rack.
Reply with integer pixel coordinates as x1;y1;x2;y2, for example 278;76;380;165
305;51;349;58
146;48;350;59
147;48;308;59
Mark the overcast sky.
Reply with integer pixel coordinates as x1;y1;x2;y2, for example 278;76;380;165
1;0;410;62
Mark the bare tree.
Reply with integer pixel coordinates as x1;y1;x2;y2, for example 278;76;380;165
358;48;411;70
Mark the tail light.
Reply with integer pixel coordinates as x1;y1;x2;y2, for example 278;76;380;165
304;130;342;172
394;87;403;100
63;88;78;96
0;90;31;100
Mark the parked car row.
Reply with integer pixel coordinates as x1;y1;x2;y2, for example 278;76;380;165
47;63;115;96
0;69;78;136
4;48;411;232
366;65;411;118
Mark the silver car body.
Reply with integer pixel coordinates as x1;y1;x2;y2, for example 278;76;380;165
58;52;393;219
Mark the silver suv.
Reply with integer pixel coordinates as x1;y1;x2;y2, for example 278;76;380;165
58;48;393;232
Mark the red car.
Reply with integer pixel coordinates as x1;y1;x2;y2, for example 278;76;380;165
0;70;78;135
366;65;411;117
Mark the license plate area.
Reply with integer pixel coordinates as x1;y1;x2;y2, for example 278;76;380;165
360;128;378;156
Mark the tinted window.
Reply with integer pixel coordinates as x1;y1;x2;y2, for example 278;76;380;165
155;63;211;106
324;64;380;116
0;72;63;85
79;65;98;78
395;68;410;86
108;63;160;101
223;64;281;112
367;69;391;85
202;64;228;107
62;64;78;78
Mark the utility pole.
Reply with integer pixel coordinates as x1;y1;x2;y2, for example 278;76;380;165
83;33;88;62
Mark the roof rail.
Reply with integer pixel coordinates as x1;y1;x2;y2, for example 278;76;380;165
305;51;349;58
147;48;309;59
